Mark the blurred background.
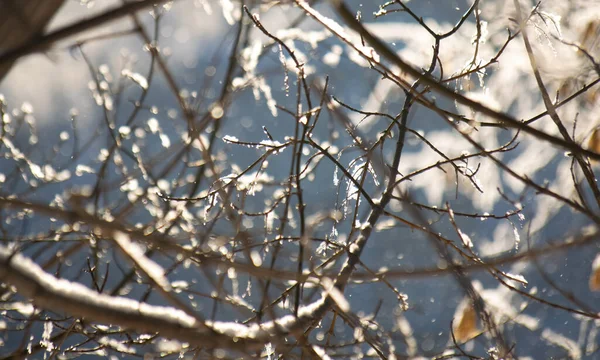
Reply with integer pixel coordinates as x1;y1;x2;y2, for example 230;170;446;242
1;0;599;358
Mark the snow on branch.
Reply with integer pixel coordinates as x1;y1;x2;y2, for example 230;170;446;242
0;244;335;352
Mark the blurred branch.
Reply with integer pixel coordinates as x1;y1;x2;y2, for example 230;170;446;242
0;0;65;80
0;0;171;83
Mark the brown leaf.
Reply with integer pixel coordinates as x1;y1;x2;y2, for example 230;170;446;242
588;128;600;154
589;253;600;291
453;300;479;343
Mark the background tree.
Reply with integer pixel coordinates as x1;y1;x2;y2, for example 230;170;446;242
1;0;600;358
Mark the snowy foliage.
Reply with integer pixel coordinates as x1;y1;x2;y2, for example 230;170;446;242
1;0;600;358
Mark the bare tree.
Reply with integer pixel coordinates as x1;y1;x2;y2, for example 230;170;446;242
1;0;600;358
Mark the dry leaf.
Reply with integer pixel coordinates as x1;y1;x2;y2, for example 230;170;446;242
452;300;479;342
588;128;600;154
589;253;600;291
579;21;600;50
